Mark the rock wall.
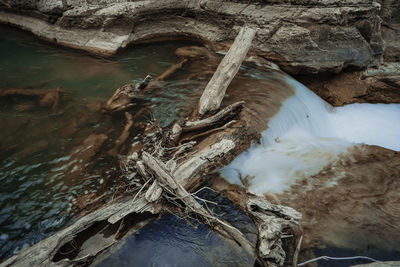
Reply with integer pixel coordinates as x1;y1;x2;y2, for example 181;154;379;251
0;0;390;75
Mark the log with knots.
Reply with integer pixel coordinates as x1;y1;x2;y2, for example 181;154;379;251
2;26;303;267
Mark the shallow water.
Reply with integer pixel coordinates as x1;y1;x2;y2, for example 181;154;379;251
94;190;257;267
222;74;400;263
0;25;201;260
2;24;399;266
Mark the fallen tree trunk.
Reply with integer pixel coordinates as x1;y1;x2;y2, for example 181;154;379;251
141;152;257;260
1;29;302;267
198;26;257;116
0;194;160;267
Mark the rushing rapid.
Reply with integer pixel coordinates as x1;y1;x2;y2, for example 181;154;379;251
222;75;400;194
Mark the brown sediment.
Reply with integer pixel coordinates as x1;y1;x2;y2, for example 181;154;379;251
295;64;400;106
270;145;400;252
0;87;61;110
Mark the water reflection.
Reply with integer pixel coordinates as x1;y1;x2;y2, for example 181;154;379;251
94;190;256;267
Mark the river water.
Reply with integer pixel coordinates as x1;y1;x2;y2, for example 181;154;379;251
1;24;400;266
222;73;400;265
0;25;203;261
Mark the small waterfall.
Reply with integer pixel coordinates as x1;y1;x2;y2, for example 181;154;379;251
222;75;400;194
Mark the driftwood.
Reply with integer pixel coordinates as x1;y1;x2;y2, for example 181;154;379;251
183;101;245;132
212;178;302;266
198;26;257;115
2;27;302;267
0;194;160;267
141;152;257;260
103;75;152;113
155;58;188;81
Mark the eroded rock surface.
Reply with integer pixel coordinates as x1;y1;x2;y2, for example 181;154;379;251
0;0;388;75
297;62;400;105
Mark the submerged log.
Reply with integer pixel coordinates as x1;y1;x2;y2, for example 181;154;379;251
198;26;257;115
155;58;188;81
108;112;134;156
0;87;61;110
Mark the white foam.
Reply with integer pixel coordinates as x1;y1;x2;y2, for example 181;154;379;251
222;75;400;194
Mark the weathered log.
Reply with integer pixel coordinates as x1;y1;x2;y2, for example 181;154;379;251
211;177;302;266
103;75;152;113
183;101;244;132
198;26;257;115
179;120;237;145
0;194;160;267
155;58;188;81
247;195;302;266
141;152;257;259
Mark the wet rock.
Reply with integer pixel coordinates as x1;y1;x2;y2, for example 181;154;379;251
273;145;400;252
297;63;400;106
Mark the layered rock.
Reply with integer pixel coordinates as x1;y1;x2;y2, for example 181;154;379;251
378;0;400;62
0;0;386;74
296;62;400;105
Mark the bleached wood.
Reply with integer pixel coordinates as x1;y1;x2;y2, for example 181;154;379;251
141;152;257;258
198;26;256;115
183;101;244;132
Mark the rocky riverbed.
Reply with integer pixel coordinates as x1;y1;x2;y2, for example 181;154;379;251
1;0;400;266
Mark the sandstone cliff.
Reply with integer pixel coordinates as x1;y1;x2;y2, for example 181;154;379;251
0;0;392;74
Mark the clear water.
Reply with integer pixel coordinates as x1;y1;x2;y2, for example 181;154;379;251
94;190;257;267
0;25;202;260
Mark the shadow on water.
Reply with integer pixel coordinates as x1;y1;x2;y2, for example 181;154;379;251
93;188;257;267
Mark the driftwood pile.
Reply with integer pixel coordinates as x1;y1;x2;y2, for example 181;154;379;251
1;26;302;267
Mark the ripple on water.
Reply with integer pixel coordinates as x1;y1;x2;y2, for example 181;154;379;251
0;24;202;261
